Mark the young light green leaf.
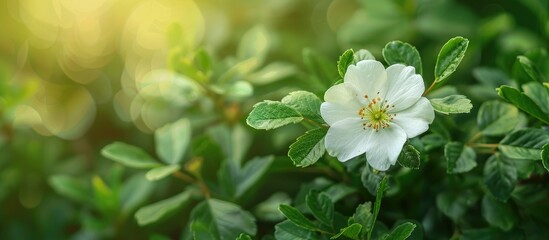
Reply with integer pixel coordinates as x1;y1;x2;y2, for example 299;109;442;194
246;100;303;130
120;173;155;214
498;128;549;160
382;41;423;75
306;191;334;227
477;101;519;136
444;142;477;174
278;204;318;231
434;37;469;83
352;202;373;233
235;156;274;198
145;165;181;181
48;175;90;204
542;144;549;172
353;49;375;63
155;118;191;164
254;192;291;222
190;199;257;240
288;127;328;167
481;194;517;231
237;25;270;65
281;91;324;124
361;165;385;196
101;142;161;169
397;144;420;169
338;49;354;78
275;220;317;240
382;222;416;240
368;176;388;240
331;223;362;240
483;155;516;202
497;85;549;124
429;95;472;115
135;190;193;226
523;82;549;114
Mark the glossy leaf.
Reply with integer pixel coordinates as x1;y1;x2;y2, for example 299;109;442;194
499;128;549;160
155;118;191;164
338;49;354;77
434;37;469;83
101;142;160;169
523;82;549;114
382;41;422;75
397;144;420;169
135;190;193;226
383;222;416;240
288;127;328;167
190;199;257;240
331;223;362;240
306;191;334;226
275;220;316;240
483;155;516;202
429;95;472;115
477;101;519;136
281;91;324;124
278;204;317;231
145;165;180;181
246;101;303;130
444;142;477;174
542;144;549;172
497;85;549;124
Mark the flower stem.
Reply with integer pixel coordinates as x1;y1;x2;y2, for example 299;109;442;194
422;79;437;97
172;171;212;198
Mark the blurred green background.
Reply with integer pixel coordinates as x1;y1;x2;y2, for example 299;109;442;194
0;0;548;239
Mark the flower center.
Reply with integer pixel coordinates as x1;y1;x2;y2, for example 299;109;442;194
357;92;396;132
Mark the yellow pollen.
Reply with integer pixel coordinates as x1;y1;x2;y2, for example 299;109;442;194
357;92;397;132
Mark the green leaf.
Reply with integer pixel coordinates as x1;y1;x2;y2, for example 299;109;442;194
497;85;549;124
190;199;257;240
481;194;517;231
155;118;191;164
382;41;423;75
306;191;334;227
338;49;354;78
281;91;324;124
543;144;549;172
361;165;385;196
237;25;270;65
353;49;375;63
498;128;549;160
483;155;516;202
429;95;472;115
434;37;469;83
513;55;545;84
383;222;416;240
101;142;161;169
352;202;373;234
288;128;328;167
368;176;388;240
48;175;90;204
135;190;193;226
436;190;477;220
120;173;155;214
235;156;274;198
331;223;362;239
236;233;253;240
523;82;549;114
397;144;420;169
477;101;519;136
444;142;477;174
254;192;291;222
246;101;303;130
278;204;317;231
145;165;181;181
275;220;317;240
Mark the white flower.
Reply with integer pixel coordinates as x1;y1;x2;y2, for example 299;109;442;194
320;60;435;171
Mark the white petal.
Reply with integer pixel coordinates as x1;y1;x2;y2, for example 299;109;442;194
325;118;374;162
392;97;435;138
384;64;424;111
321;84;361;125
365;124;407;171
321;102;359;126
344;60;387;103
